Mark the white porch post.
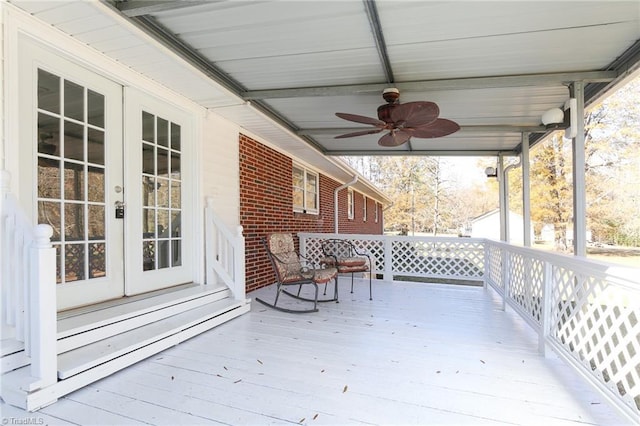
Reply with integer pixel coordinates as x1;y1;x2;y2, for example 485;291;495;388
570;82;587;256
234;225;246;301
30;224;57;387
521;133;532;247
498;154;507;242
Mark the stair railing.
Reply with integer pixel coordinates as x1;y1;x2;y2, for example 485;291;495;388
1;170;57;388
204;197;246;301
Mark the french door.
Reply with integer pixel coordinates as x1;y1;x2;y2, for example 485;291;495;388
19;38;193;310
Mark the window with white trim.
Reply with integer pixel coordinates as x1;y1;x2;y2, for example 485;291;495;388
292;164;319;214
363;196;367;221
347;189;354;220
374;202;379;223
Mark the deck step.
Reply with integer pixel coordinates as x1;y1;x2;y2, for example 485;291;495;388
1;297;250;411
57;285;231;353
1;285;232;374
57;297;242;379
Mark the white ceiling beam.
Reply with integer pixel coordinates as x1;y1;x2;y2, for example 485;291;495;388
242;71;616;99
298;125;547;136
116;0;213;17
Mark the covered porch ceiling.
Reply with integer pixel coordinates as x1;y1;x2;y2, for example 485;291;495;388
13;1;640;158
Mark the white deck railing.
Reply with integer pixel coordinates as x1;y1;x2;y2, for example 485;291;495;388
298;232;639;423
1;170;57;388
204;197;245;301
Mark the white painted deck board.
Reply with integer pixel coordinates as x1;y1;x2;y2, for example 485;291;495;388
2;280;629;425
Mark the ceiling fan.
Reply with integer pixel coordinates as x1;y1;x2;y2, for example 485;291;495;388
334;88;460;147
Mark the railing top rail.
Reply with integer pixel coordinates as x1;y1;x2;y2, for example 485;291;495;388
298;232;485;243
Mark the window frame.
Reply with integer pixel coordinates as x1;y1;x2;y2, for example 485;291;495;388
292;163;319;214
363;196;367;221
347;189;354;220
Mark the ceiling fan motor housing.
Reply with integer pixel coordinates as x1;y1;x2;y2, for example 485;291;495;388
378;88;401;123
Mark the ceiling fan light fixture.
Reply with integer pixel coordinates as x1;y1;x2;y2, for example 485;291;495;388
382;87;400;103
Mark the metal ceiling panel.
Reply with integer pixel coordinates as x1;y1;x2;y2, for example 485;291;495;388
10;0;640;159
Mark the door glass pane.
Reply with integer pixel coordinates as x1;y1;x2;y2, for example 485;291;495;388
65;203;85;241
87;166;105;203
87;90;104;127
142;111;154;142
140;111;182;272
88;205;105;240
38;69;60;114
38;201;61;241
89;243;106;279
64;80;84;122
157;178;169;207
38;159;61;199
87;128;104;165
157;117;168;147
143;241;155;271
64;121;84;162
142;177;155;207
65;243;85;282
37;69;108;285
142;143;154;174
157;147;169;177
171;123;181;151
38;113;60;156
64;162;84;201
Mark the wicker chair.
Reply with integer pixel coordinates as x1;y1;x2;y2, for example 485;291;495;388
321;239;372;300
256;233;338;313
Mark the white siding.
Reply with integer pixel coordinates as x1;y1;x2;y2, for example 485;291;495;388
201;111;241;230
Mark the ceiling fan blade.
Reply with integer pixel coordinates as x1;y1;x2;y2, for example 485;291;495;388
409;119;461;139
335;128;383;139
336;112;385;126
391;101;439;128
378;130;412;147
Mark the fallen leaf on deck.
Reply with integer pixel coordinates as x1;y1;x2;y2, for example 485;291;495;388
223;366;228;370
436;371;441;374
343;385;348;393
456;370;459;374
234;379;242;384
171;376;174;380
313;414;319;420
321;369;325;373
299;418;305;424
257;359;263;365
480;360;485;364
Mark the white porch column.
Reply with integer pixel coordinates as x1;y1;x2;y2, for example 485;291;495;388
498;154;507;242
521;133;532;247
570;82;587;256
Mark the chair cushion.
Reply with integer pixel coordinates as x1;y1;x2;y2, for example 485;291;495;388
338;264;369;273
268;233;295;254
312;267;338;284
337;256;367;267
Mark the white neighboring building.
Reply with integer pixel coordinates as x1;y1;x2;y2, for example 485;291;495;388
467;209;531;245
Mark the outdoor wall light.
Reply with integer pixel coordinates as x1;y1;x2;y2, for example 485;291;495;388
541;98;578;139
541;108;565;128
484;167;498;178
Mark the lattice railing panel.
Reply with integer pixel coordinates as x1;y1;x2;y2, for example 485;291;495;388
486;245;503;291
507;253;544;325
549;265;640;413
391;239;484;279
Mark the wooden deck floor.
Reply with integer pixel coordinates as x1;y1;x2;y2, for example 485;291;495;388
1;280;629;425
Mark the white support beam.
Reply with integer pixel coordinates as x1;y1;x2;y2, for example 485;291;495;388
498;154;507;242
571;82;587;257
242;71;616;99
522;133;532;247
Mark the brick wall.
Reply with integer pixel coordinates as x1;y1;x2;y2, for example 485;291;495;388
239;134;383;293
